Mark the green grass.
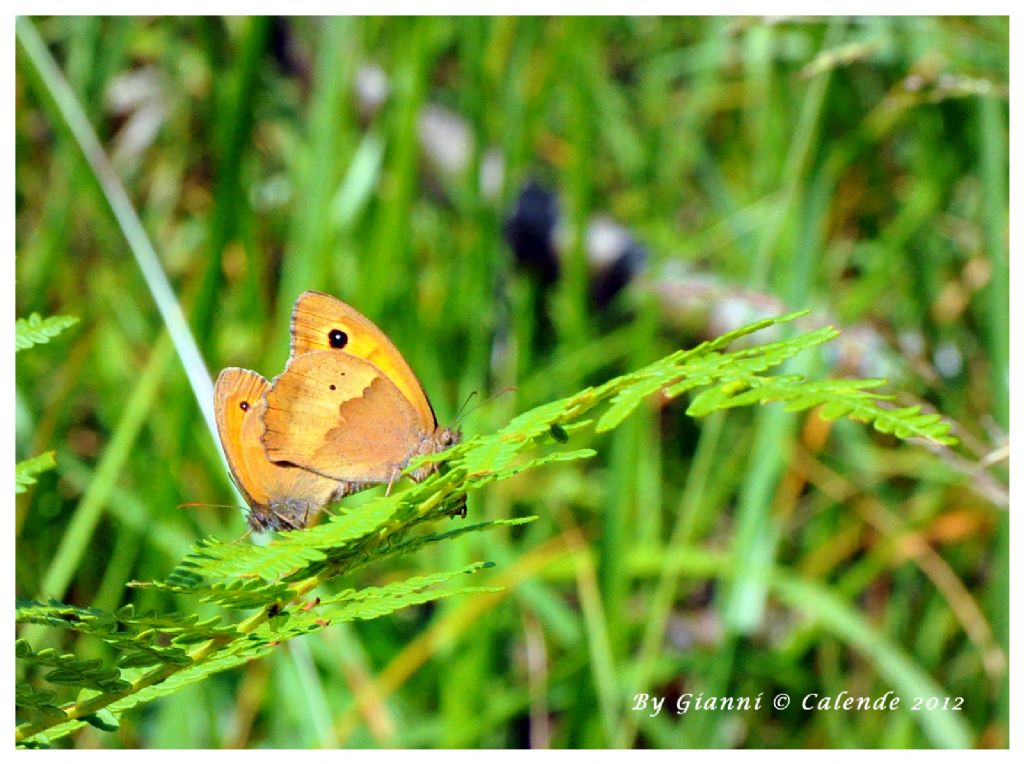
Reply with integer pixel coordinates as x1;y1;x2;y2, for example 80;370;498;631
15;16;1008;748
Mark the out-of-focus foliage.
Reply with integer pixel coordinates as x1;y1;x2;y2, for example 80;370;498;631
15;16;1007;749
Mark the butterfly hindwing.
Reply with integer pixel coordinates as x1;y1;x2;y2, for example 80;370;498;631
214;367;340;530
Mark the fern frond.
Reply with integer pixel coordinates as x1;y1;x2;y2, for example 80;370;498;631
595;325;840;431
16;310;961;745
23;647;266;745
168;535;330;582
15;452;57;494
131;578;294;610
16;565;496;745
16;601;237;646
686;376;956;444
323;584;499;623
379;517;537;564
824;400;956;443
17;601;119;635
16;641;130;694
116;641;193;670
15;313;79;352
320;561;494;607
16;684;67;722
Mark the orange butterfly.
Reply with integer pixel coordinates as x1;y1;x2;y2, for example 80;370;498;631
261;291;460;496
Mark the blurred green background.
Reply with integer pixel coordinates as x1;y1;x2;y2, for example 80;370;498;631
15;16;1008;748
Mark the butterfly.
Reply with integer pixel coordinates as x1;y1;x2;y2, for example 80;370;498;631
260;291;461;497
213;367;347;531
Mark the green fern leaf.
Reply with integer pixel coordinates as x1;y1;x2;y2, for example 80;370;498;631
16;684;67;721
321;561;493;607
594;320;840;432
80;709;120;732
17;642;130;695
17;601;236;646
15;313;79;352
385;517;536;562
115;641;193;670
464;448;597;486
15;452;57;494
253;585;501;641
132;578;293;610
328;585;500;622
172;535;329;581
24;647;268;745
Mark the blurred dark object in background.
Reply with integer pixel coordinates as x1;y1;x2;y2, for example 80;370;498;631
267;17;309;79
584;216;648;310
503;180;561;285
503;180;647;310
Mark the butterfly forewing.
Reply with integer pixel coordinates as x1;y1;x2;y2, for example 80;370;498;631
261;351;423;482
288;291;438;430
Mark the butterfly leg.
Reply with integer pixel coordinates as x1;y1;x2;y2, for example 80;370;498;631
329;481;358;508
272;509;298;531
385;467;401;497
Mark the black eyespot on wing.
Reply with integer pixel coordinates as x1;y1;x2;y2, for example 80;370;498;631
329;384;336;391
328;329;348;349
239;401;250;411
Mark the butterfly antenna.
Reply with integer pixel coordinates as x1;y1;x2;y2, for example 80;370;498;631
452;386;517;425
452;390;478;424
